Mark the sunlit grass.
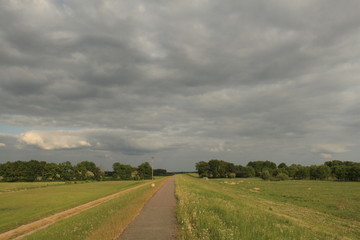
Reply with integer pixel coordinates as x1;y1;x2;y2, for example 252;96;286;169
0;181;65;192
23;177;168;240
212;177;360;221
0;181;146;233
176;174;360;240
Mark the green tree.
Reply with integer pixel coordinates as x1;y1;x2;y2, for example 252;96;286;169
153;169;168;176
58;161;75;181
76;161;103;180
260;170;271;180
247;161;277;177
113;162;134;180
195;161;210;177
278;162;288;169
137;162;152;180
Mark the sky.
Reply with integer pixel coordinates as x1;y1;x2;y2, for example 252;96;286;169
0;0;360;171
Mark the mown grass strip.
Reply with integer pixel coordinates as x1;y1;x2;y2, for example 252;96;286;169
176;174;360;240
0;181;145;233
0;182;65;193
21;177;168;240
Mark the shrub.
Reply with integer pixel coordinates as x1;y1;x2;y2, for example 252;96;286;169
260;170;271;180
228;173;236;178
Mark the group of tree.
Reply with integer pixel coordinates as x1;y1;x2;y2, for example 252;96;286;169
195;159;360;181
112;162;153;180
196;159;255;178
0;160;159;182
0;160;103;182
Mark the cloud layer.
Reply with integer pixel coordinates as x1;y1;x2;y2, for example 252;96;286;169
1;0;360;170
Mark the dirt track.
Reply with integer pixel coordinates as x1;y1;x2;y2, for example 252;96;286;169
0;182;150;240
118;177;177;240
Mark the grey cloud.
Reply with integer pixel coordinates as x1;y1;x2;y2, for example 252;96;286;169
1;0;360;170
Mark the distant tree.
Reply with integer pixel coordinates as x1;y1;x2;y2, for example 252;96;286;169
235;165;255;178
278;163;288;169
260;170;271;180
275;173;289;181
137;162;152;180
228;173;236;178
113;162;134;180
208;159;221;178
247;161;276;177
333;165;348;181
294;166;310;180
226;162;236;177
195;161;210;177
347;165;360;181
310;165;331;180
153;169;168;176
44;163;60;180
77;161;103;180
287;164;300;179
58;161;75;181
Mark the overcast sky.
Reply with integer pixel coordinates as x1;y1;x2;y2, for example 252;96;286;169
1;0;360;171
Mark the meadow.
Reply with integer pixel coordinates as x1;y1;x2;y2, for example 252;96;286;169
0;182;65;193
176;174;360;240
0;180;148;233
22;177;168;240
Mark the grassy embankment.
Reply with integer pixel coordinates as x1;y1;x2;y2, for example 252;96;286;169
176;174;360;240
22;177;168;240
0;180;149;233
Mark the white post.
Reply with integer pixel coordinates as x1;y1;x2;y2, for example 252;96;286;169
151;156;154;180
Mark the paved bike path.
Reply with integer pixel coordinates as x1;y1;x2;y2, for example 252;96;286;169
119;177;177;240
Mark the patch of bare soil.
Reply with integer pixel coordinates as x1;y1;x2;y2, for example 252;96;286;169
249;187;261;192
222;180;244;185
0;182;150;240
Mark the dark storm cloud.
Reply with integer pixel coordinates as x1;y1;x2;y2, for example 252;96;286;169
1;0;360;170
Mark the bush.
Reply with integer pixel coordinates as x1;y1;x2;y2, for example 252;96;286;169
228;173;236;178
261;170;271;180
274;173;289;181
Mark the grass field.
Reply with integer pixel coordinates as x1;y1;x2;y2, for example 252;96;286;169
176;174;360;240
22;177;168;240
0;182;65;192
0;180;148;233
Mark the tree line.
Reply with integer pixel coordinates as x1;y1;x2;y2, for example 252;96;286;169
0;160;103;182
196;159;360;181
0;160;158;182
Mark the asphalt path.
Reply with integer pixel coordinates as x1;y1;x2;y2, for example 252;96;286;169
119;176;177;240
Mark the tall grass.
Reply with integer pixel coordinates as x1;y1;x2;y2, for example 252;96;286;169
176;174;360;240
23;177;168;240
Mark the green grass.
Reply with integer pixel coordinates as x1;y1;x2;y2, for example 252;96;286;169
217;177;360;221
0;181;147;233
176;174;360;240
0;182;65;192
23;177;168;240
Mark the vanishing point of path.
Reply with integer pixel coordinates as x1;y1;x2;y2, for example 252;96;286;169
119;176;177;240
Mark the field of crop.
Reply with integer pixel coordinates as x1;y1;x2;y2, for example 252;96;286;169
0;180;149;233
176;174;360;240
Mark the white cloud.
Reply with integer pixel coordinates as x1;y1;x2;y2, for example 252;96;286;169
312;144;351;154
17;128;185;154
320;153;333;159
19;130;91;150
209;143;232;153
0;143;6;147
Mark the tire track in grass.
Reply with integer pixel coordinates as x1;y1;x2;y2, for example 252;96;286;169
0;182;151;240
